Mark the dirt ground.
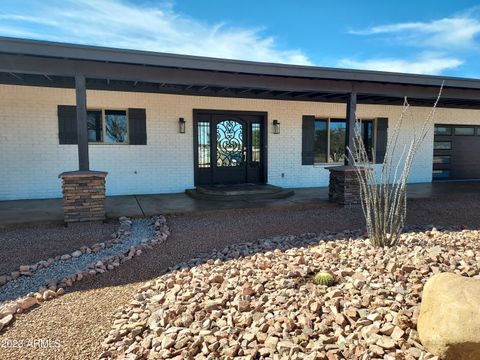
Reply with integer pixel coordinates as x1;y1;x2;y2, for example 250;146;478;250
0;222;117;275
1;194;480;360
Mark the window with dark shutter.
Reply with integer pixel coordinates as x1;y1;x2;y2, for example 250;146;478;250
304;116;380;165
302;115;315;165
128;108;147;145
58;105;77;144
375;118;388;164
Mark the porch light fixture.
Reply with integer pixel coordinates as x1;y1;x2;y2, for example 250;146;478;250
273;120;280;134
178;117;186;133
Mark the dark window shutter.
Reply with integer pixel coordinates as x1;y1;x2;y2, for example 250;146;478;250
128;108;147;145
375;117;388;164
58;105;77;144
302;115;315;165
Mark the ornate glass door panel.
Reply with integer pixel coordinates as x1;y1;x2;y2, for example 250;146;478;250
216;120;244;167
212;116;246;184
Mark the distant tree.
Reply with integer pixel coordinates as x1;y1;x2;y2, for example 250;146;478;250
106;116;127;143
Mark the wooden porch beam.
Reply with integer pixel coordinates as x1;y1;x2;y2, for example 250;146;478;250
75;74;89;171
345;92;357;165
0;54;445;100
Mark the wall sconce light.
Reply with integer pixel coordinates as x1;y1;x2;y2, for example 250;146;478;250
178;117;186;133
273;120;280;134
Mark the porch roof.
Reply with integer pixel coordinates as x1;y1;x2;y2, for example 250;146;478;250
1;36;480;108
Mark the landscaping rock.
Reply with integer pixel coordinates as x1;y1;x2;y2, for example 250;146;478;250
0;216;170;334
418;272;480;360
16;296;38;310
0;314;13;331
71;250;82;258
101;226;480;359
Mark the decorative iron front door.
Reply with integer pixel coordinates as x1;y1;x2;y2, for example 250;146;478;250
212;115;246;184
194;110;267;186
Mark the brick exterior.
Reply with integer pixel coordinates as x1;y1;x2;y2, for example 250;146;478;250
3;84;480;200
60;171;107;223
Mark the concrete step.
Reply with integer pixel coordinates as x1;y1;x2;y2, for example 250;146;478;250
186;184;294;201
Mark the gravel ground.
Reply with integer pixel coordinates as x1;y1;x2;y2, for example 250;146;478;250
0;222;117;275
0;219;153;303
1;193;480;359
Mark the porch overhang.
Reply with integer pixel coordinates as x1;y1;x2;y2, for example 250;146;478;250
1;36;480;109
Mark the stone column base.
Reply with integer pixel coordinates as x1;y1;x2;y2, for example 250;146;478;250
326;166;364;206
59;171;108;223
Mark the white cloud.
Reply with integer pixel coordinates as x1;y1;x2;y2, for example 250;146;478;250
338;54;462;75
344;10;480;74
0;0;311;65
349;17;480;49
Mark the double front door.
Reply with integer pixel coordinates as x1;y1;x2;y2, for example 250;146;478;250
194;110;267;186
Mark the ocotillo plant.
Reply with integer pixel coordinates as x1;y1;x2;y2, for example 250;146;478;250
348;84;444;247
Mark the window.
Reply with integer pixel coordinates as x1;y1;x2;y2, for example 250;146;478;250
329;119;347;163
433;169;450;179
433;155;451;164
314;118;374;164
251;123;261;163
105;110;128;143
197;121;210;168
434;126;452;136
361;120;374;160
454;127;475;136
314;119;328;163
87;111;103;142
434;141;452;150
87;109;128;144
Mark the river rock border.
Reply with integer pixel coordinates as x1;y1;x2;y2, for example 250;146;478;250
0;216;170;333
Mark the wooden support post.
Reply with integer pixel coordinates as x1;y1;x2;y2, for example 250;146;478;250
75;74;89;171
345;91;357;165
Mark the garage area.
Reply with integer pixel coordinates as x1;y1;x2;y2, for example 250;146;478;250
433;124;480;180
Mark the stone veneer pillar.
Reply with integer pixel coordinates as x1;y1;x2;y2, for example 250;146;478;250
326;166;364;206
58;171;108;223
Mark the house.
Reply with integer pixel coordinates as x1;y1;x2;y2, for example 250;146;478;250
1;37;480;220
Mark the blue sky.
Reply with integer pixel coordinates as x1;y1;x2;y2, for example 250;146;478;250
1;0;480;77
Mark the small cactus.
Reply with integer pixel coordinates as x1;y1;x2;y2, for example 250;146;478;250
313;272;335;286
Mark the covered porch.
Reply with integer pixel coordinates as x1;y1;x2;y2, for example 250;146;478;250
2;37;480;223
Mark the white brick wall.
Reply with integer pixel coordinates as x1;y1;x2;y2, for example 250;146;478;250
1;84;480;200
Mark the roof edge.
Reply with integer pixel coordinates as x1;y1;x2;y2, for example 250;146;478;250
0;36;479;89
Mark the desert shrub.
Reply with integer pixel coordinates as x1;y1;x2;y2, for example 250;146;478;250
349;85;444;247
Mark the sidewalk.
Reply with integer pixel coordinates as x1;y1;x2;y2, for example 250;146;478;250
1;182;479;228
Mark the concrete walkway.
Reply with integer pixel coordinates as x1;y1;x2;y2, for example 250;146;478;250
1;182;479;228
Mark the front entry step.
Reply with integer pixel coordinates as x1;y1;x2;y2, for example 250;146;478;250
186;184;294;201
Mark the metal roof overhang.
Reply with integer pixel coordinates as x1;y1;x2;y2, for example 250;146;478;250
1;36;480;108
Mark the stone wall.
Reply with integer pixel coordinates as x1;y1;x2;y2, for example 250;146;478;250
59;171;107;223
327;166;362;206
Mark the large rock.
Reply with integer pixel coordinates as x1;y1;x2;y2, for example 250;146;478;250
16;296;38;310
0;314;13;331
418;272;480;360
